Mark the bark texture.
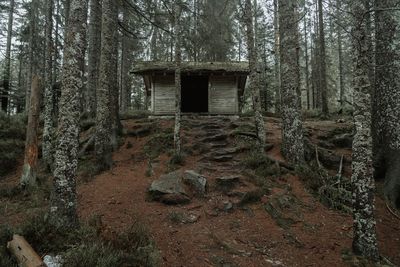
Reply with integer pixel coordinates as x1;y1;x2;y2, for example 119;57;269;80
273;0;281;114
350;0;379;260
244;0;266;151
317;0;329;116
278;0;304;164
373;0;400;208
174;0;182;156
1;0;15;112
20;76;41;187
95;0;118;170
50;0;88;228
120;10;134;113
43;0;55;169
87;0;102;116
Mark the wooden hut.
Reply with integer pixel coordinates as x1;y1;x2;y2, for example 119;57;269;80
133;62;249;116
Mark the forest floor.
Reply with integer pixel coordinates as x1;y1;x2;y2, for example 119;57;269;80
1;115;400;267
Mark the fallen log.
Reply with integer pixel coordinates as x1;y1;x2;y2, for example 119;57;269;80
7;234;45;267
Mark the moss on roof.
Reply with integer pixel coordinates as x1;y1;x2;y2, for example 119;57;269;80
132;61;249;74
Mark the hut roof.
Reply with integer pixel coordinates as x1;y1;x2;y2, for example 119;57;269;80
132;61;249;75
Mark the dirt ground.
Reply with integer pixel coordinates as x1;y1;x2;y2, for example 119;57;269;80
1;117;400;267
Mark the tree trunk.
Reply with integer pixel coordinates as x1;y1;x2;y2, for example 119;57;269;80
20;76;41;187
317;0;329;116
1;0;15;113
273;0;281;115
26;0;39;112
244;0;266;151
43;0;55;170
337;0;344;107
350;0;379;260
303;3;310;110
120;9;133;113
50;0;88;228
279;0;304;164
87;0;102;117
174;0;182;156
373;0;400;207
95;0;117;171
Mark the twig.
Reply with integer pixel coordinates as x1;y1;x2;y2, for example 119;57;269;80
336;155;344;183
78;135;95;158
315;146;321;168
386;202;400;221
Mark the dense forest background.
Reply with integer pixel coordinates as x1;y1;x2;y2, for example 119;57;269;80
0;0;358;115
0;0;400;266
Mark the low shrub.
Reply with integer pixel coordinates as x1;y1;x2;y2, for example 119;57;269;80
0;213;160;267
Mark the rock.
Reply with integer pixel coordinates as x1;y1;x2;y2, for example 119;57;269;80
183;170;207;196
331;133;353;148
209;141;229;148
201;133;228;143
149;171;187;195
216;176;241;188
212;155;234;162
182;213;200;224
214;148;239;156
232;131;258;139
43;255;63;267
149;171;190;205
159;194;191;205
220;200;234;212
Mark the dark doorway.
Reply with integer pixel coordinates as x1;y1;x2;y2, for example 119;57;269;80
181;75;209;113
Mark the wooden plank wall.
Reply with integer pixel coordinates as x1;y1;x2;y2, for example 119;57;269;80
209;76;238;114
153;75;175;114
152;75;239;115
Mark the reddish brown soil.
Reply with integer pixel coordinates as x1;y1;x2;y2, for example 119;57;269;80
1;117;400;267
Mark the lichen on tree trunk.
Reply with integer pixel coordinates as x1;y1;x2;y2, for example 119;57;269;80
174;0;182;156
278;0;304;164
43;0;55;170
87;0;102;117
244;0;266;152
95;0;118;171
50;0;88;228
350;0;379;261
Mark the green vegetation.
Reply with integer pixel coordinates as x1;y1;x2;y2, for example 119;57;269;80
0;112;26;177
0;213;160;267
143;128;174;160
296;163;351;212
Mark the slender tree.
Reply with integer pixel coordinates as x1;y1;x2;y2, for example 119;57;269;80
95;0;118;171
87;0;102;117
303;2;311;110
1;0;15;112
273;0;281;114
336;0;345;107
120;8;134;113
50;0;88;227
244;0;266;151
43;0;55;170
350;0;379;260
174;0;182;156
279;0;304;164
317;0;329;116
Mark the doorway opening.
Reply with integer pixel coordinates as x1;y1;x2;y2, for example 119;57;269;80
181;75;209;113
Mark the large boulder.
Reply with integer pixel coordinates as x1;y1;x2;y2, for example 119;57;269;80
149;171;190;205
183;170;207;196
